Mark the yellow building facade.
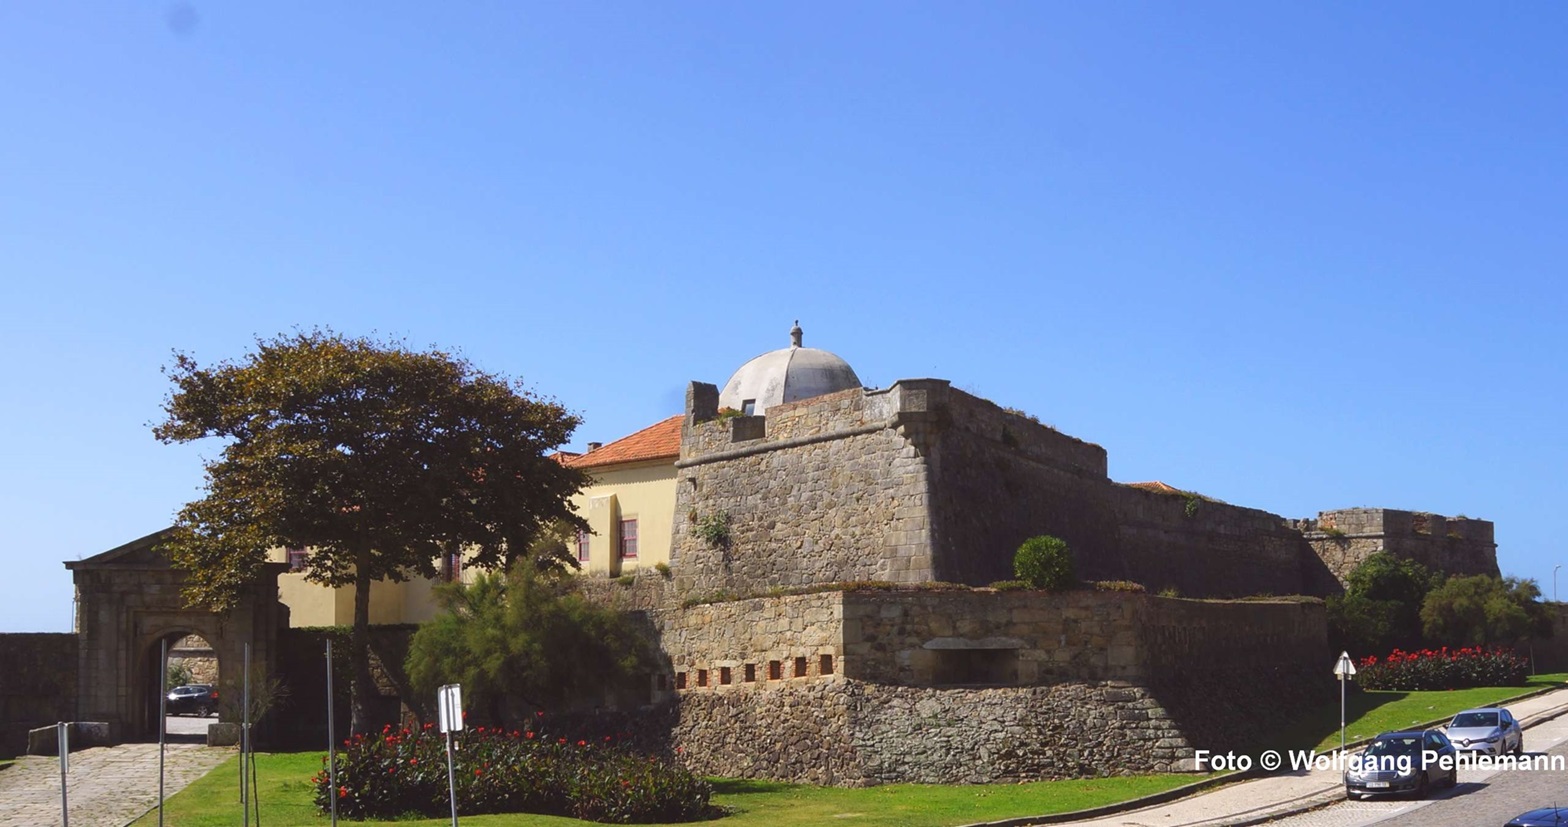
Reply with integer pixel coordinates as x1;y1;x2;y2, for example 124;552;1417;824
266;414;684;626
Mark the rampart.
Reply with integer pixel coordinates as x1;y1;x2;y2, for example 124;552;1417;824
669;379;1436;601
1295;508;1499;586
0;633;78;758
639;589;1327;784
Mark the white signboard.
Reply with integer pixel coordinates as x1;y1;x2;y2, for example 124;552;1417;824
1333;651;1357;679
437;684;464;733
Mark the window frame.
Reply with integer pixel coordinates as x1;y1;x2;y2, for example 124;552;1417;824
619;517;639;560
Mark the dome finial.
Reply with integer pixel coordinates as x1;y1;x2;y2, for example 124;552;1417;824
790;320;803;348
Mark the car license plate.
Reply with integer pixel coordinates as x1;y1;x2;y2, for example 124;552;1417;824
1366;782;1390;789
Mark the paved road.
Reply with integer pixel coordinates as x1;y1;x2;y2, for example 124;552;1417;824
0;739;230;827
1257;707;1568;827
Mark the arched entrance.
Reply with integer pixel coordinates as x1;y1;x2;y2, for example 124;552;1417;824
141;630;221;742
66;529;287;743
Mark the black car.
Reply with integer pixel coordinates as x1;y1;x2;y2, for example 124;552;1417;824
166;684;218;717
1507;808;1568;827
1343;729;1458;800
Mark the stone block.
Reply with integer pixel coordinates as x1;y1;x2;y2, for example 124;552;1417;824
27;721;111;756
208;722;241;747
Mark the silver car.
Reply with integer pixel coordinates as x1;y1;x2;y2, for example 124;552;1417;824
1443;706;1523;756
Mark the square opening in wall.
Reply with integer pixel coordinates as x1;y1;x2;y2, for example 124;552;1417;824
793;656;808;678
697;669;709;687
719;666;732;685
675;672;687;690
820;654;834;675
768;660;782;680
744;663;756;682
931;648;1019;687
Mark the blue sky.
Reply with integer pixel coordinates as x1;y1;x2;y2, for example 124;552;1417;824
4;3;1566;632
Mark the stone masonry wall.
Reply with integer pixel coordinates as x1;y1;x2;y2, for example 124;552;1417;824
670;383;937;597
0;633;78;758
640;589;1326;784
1111;486;1336;597
922;384;1327;596
1303;509;1500;587
1141;596;1331;751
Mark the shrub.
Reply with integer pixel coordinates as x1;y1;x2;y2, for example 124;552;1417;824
1013;535;1075;591
988;580;1031;591
313;723;711;823
1356;646;1528;691
1092;580;1147;593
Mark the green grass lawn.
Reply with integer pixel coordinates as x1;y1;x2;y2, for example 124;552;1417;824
129;674;1568;826
1276;672;1568;754
129;751;1201;827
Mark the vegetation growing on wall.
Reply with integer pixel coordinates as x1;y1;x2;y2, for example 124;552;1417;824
693;512;732;549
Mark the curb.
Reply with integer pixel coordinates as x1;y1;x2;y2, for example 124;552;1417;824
958;680;1568;827
955;771;1248;827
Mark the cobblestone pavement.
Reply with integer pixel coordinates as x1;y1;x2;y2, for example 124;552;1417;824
0;742;231;827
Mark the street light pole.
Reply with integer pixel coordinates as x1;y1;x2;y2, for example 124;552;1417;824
1555;565;1561;603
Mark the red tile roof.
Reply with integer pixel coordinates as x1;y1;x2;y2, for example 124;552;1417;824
566;415;683;469
1126;481;1181;494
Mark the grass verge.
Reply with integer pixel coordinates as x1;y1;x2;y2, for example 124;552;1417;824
129;751;1198;827
1275;672;1568;754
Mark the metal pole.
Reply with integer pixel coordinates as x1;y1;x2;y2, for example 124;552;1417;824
159;638;168;827
1340;672;1347;753
1555;565;1561;603
327;638;338;827
57;721;69;827
243;642;251;827
445;729;459;827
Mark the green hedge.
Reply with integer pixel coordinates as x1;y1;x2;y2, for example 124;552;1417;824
313;723;711;823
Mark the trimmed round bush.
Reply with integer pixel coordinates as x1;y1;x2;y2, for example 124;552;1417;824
1013;535;1075;591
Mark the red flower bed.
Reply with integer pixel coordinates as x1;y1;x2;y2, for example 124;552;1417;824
1356;646;1527;691
311;722;711;823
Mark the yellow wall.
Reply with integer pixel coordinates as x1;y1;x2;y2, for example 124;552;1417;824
268;549;468;627
570;459;679;576
265;456;679;625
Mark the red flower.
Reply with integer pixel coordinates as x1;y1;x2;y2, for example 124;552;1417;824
577;740;587;747
339;786;348;798
474;768;482;777
409;758;418;765
525;732;535;740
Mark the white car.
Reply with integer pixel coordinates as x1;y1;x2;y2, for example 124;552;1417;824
1443;707;1523;756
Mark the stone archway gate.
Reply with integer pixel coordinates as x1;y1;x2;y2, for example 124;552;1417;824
66;528;288;743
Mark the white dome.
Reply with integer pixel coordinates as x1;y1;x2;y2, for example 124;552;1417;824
719;322;862;416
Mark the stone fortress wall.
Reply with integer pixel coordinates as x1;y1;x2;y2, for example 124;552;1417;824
1291;508;1500;585
0;633;77;758
606;375;1500;784
635;589;1326;784
669;378;1498;600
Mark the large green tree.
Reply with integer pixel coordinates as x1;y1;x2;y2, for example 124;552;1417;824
1420;575;1551;646
154;330;589;731
1326;552;1441;654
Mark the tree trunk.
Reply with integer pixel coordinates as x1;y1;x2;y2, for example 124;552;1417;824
350;544;375;733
